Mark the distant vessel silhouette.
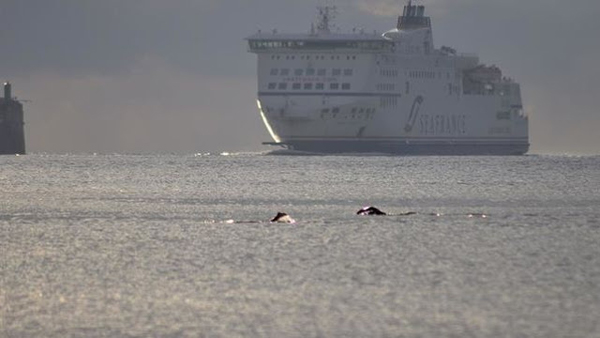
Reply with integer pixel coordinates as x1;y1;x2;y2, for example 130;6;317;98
0;82;26;155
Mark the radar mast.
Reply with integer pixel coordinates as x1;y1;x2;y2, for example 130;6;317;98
315;6;337;34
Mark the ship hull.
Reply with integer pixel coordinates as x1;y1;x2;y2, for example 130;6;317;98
266;139;529;155
258;91;529;156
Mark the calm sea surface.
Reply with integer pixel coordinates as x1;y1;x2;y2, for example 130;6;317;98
1;153;599;337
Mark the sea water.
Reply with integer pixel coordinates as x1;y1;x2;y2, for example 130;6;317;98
1;153;599;337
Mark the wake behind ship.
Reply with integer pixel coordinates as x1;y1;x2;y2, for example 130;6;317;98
246;1;529;155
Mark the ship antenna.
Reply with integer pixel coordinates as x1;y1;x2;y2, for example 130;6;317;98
316;5;336;33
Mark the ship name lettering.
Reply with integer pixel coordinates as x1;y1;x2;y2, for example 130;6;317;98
419;114;466;135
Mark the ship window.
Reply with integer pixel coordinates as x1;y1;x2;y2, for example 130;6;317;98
317;69;326;76
268;83;276;90
330;83;339;90
332;107;340;113
292;83;301;90
278;83;287;90
294;69;304;76
270;69;279;76
344;69;353;76
306;68;315;76
377;84;394;91
405;82;410;94
332;69;342;76
342;83;351;90
280;69;290;76
316;83;325;90
304;83;313;90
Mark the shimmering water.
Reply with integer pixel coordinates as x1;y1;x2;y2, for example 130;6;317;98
2;153;599;337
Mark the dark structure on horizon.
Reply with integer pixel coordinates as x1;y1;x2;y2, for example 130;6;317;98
0;82;26;155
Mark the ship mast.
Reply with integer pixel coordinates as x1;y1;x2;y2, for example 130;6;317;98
315;6;336;34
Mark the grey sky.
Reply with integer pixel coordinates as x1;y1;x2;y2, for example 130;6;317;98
1;0;598;154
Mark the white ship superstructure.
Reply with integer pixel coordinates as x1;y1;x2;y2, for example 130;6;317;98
247;1;529;155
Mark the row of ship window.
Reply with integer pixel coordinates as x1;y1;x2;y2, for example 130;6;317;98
268;82;352;90
380;97;398;108
270;55;358;61
380;70;399;77
267;81;457;95
376;84;395;91
270;68;451;80
380;70;451;79
409;70;451;80
270;68;354;77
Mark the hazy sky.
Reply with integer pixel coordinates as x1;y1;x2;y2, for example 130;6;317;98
1;0;599;154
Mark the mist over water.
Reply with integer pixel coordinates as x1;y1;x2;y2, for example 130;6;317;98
2;153;599;337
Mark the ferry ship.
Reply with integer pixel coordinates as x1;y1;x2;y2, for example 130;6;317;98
246;1;529;155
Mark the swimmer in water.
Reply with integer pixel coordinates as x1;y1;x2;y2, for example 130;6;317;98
270;212;296;223
356;206;387;216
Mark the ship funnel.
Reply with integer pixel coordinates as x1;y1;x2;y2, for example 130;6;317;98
397;1;431;30
3;82;11;100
